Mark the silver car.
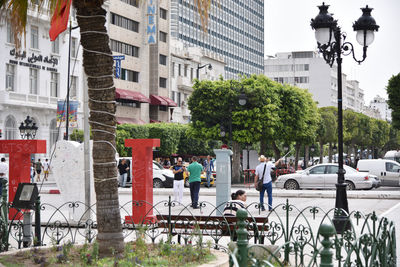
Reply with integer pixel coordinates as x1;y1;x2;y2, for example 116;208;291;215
275;163;377;190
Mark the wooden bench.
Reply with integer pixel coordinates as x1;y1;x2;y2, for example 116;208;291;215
155;213;269;245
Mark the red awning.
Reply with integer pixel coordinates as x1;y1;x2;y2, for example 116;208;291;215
116;117;146;125
115;88;150;103
160;96;178;107
150;95;177;107
150;95;168;106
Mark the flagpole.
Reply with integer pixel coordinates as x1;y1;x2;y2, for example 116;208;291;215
65;20;72;140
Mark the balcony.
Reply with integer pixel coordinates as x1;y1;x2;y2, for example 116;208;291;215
176;76;194;92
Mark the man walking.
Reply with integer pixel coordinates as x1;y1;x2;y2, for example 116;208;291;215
187;156;203;209
43;158;50;181
172;157;185;203
35;159;42;182
0;158;8;195
204;155;214;188
118;159;129;187
254;155;282;211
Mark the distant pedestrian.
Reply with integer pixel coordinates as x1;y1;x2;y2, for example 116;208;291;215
43;159;50;181
223;190;247;217
203;155;214;188
172;157;185;203
118;159;129;187
35;159;42;182
254;155;282;211
30;162;36;183
0;158;8;195
187;156;203;209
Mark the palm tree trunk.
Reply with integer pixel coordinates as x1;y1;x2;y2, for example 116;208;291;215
294;143;301;170
271;141;281;162
73;2;124;256
328;142;332;163
319;141;323;163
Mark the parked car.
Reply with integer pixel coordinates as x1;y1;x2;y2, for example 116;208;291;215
357;159;400;187
119;158;174;188
275;163;377;190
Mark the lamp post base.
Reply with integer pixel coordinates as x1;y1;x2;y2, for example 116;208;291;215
333;182;350;234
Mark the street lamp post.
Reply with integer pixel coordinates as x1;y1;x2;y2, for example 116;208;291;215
311;3;379;233
197;63;212;79
19;116;38;140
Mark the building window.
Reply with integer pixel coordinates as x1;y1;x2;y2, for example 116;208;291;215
50;119;58;149
71;37;78;58
159;77;167;88
177;92;181;107
190;68;194;81
50;72;59;97
110;39;139;57
70;75;78;98
111;13;139;33
184;65;188;77
5;116;17;140
159;54;167;65
31;26;39;49
7;23;14;44
29;68;38;94
160;8;167;19
120;0;139;7
178;64;181;76
171;62;175;77
51;37;59;54
6;64;15;91
160;31;167;42
121;68;139;82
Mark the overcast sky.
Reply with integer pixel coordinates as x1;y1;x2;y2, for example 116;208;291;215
264;0;400;103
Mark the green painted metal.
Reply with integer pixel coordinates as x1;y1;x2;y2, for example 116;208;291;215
236;209;249;267
0;179;8;251
319;224;335;267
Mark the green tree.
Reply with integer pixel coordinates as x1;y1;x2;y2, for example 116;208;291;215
3;0;212;256
317;107;337;163
387;73;400;129
370;119;390;158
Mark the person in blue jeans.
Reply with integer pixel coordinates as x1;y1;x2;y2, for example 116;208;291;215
187;156;203;209
203;155;214;187
254;155;282;211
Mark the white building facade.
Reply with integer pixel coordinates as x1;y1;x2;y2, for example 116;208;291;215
0;4;84;156
264;51;365;112
169;39;225;123
170;0;264;79
368;95;392;122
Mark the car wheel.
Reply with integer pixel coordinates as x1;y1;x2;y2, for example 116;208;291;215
284;180;299;190
184;179;190;188
345;181;355;190
153;178;163;188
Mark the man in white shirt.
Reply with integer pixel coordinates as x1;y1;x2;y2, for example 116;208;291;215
0;158;9;195
43;159;50;181
254;155;282;211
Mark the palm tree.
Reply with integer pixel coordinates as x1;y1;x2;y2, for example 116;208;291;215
2;0;211;257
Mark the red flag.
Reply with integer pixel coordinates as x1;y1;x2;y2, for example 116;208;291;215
49;0;72;41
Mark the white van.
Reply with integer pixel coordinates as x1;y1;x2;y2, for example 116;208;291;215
383;150;400;163
118;157;174;188
357;159;400;187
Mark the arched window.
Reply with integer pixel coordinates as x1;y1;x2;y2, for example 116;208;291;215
49;119;59;149
5;116;17;140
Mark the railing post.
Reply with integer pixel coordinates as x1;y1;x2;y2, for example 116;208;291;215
319;224;335;267
236;209;248;267
34;196;41;246
1;179;8;251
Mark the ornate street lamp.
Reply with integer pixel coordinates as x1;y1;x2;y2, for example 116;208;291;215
311;3;379;233
197;63;212;79
19;116;38;140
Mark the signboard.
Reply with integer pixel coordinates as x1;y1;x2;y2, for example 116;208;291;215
113;55;125;78
147;0;157;44
57;100;78;127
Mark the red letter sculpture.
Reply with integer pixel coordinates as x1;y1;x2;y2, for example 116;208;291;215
0;140;46;219
125;139;160;224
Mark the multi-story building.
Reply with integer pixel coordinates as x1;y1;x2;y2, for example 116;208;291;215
0;3;84;155
109;0;175;123
170;0;264;79
368;95;392;122
170;39;225;123
264;51;365;112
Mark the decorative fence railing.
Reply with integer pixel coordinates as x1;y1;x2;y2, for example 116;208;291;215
0;192;396;266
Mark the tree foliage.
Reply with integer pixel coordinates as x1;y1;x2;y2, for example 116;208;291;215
387;73;400;129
